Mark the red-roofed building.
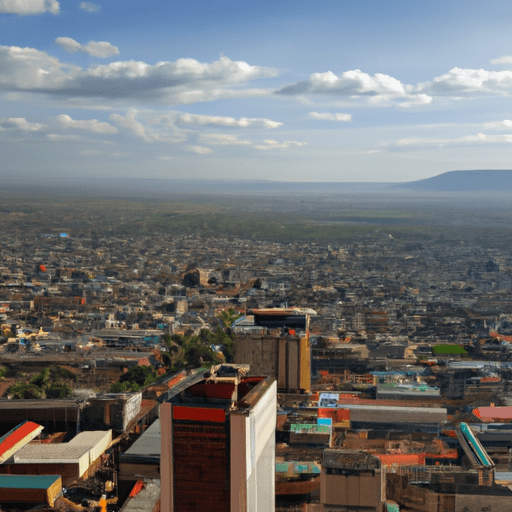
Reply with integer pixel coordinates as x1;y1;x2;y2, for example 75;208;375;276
474;406;512;422
0;421;44;464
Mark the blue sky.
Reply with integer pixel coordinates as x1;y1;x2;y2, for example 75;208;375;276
3;1;512;182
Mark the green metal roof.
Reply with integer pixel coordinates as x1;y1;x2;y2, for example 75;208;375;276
0;474;60;489
432;344;467;355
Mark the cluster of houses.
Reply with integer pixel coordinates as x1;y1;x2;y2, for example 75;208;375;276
1;229;512;510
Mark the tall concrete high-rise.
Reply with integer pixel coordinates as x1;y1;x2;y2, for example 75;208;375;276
233;308;315;394
160;364;276;512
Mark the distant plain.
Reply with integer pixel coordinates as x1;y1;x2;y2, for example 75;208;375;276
1;174;511;249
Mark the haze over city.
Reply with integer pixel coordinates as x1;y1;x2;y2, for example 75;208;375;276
3;0;512;182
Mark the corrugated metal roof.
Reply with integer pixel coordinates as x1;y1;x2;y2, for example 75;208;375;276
0;474;60;489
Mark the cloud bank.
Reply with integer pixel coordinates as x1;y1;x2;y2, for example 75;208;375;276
7;43;512;111
0;47;277;105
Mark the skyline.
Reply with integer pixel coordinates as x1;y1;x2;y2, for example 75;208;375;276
3;1;512;182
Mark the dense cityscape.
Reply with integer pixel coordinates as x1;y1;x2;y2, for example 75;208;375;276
4;0;512;510
0;197;512;511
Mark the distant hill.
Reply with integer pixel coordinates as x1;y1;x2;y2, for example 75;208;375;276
393;170;512;192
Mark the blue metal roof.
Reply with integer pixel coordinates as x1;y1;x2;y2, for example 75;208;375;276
0;474;60;489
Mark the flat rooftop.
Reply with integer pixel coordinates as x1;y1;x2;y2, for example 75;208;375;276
0;474;60;489
323;449;381;470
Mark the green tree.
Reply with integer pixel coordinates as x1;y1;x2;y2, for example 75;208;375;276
9;365;75;399
110;364;159;393
9;382;43;399
218;309;242;330
215;309;242;362
168;333;224;372
119;365;157;388
111;381;140;393
47;383;73;398
201;326;234;362
30;367;51;389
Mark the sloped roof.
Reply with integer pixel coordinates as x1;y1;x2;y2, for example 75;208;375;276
0;421;44;464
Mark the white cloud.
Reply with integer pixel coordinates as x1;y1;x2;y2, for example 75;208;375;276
416;67;512;96
56;114;118;134
482;120;512;130
0;46;79;91
277;64;512;105
397;94;432;108
0;47;277;105
491;56;512;65
55;37;119;58
254;139;307;150
78;1;100;12
278;69;406;98
8;45;512;112
186;145;212;154
277;69;433;107
0;0;59;15
55;37;81;53
198;133;251;146
110;110;289;151
177;112;281;128
79;56;276;101
151;111;281;129
109;110;186;143
389;132;512;150
0;117;46;132
308;112;352;122
109;111;149;141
